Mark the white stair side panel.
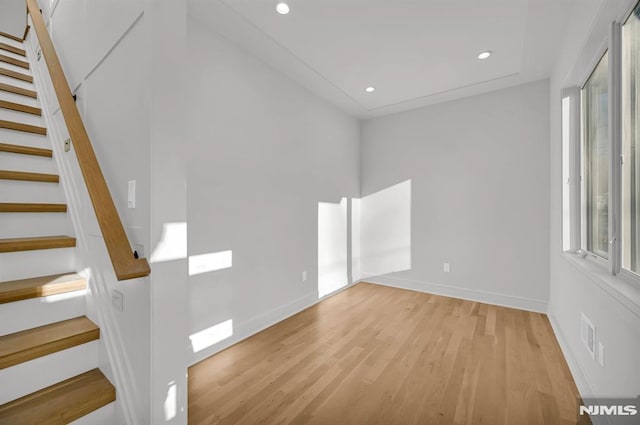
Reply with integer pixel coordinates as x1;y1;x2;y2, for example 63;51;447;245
0;36;24;49
0;179;64;203
0;340;98;405
0;49;27;63
0;91;40;108
0;108;44;127
0;212;71;238
0;61;32;76
69;403;116;425
0;247;75;281
0;129;48;149
0;151;56;174
0;74;34;91
0;289;85;336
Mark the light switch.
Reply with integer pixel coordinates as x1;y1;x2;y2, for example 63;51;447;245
112;290;124;312
128;180;136;208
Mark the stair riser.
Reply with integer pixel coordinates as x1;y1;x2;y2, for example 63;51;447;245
0;151;56;174
0;108;43;127
0;179;65;203
0;36;23;50
0;49;26;63
0;74;33;91
0;340;97;405
0;54;28;68
0;212;71;238
0;247;75;281
0;90;38;107
69;403;116;425
0;289;85;336
0;60;29;75
0;128;48;148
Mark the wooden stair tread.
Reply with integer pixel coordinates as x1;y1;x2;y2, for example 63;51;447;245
0;31;23;43
0;236;75;253
0;142;51;157
0;67;32;83
0;170;58;182
0;273;85;304
0;202;67;213
0;82;36;98
0;99;41;115
0;42;25;57
0;54;29;70
0;316;99;369
0;120;46;135
0;368;114;424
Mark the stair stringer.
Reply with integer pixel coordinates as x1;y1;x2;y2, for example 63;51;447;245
24;20;149;425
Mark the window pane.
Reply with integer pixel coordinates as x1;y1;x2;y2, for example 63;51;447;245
583;52;609;258
562;96;571;251
623;5;640;273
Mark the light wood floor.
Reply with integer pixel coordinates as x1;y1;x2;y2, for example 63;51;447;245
189;282;588;425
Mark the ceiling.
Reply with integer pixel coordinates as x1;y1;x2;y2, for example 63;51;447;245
188;0;582;118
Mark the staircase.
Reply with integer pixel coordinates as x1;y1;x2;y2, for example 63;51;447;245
0;31;116;424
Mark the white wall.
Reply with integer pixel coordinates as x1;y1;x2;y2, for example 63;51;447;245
186;17;360;365
360;80;550;312
33;0;151;423
0;0;25;39
548;0;640;411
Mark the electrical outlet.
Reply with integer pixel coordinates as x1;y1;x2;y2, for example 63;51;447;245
302;270;307;281
112;290;124;312
443;263;450;273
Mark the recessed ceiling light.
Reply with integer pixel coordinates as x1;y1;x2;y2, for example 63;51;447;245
276;2;290;14
477;51;492;60
365;86;375;93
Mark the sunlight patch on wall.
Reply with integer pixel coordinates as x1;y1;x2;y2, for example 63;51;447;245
359;180;412;277
351;198;362;282
164;381;177;421
150;222;187;263
318;197;348;298
188;250;233;276
189;319;233;353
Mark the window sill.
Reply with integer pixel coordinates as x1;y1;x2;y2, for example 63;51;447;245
562;251;640;319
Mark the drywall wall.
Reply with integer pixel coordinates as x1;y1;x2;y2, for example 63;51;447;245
34;0;151;423
186;16;360;365
360;80;550;312
548;0;640;411
0;0;25;39
147;1;189;424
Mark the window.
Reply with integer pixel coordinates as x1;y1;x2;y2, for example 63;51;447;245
565;1;640;285
562;95;572;252
582;52;610;259
622;4;640;275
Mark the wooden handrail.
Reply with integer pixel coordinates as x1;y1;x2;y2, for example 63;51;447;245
25;0;150;281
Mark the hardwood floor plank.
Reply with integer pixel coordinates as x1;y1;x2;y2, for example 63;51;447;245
188;283;588;425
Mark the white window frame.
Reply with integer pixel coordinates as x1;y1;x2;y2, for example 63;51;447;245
563;1;640;290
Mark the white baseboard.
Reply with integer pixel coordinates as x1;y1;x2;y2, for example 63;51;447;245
361;274;549;313
189;282;356;366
